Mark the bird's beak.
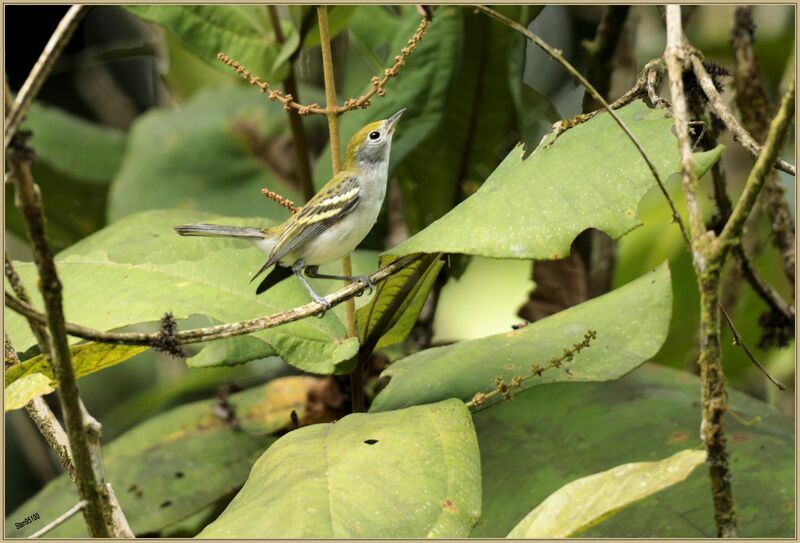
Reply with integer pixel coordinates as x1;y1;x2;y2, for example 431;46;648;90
386;108;406;133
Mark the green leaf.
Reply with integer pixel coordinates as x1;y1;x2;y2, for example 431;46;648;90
108;86;301;223
299;6;357;48
386;101;724;259
356;254;443;351
471;364;795;537
5;343;148;411
4;373;53;412
198;399;481;538
125;5;292;81
507;449;705;538
4;210;358;374
23;101;127;184
371;263;671;412
6;377;316;537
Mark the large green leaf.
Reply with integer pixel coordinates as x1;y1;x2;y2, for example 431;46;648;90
198;399;481;538
108;86;301;222
371;263;671;412
4;210;358;374
5;343;148;411
6;377;316;537
125;5;293;81
356;254;444;351
471;364;795;537
387;101;723;259
507;449;705;537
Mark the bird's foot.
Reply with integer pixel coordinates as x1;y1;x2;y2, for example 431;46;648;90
312;293;332;317
354;275;375;296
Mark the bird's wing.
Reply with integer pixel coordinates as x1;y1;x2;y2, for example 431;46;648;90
252;174;360;280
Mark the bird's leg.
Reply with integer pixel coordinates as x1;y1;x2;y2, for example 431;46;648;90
304;265;374;295
292;261;332;312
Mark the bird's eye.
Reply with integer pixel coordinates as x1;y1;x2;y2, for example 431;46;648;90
368;131;381;141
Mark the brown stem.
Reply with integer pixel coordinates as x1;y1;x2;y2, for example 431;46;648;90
267;5;315;201
4;5;90;149
316;5;360;411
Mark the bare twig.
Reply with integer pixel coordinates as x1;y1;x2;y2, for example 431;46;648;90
5;254;423;348
692;56;795;176
267;5;315;201
28;500;87;539
664;5;737;537
719;305;785;391
734;245;794;323
216;17;429;117
261;187;299;213
4;5;90;149
472;5;692;250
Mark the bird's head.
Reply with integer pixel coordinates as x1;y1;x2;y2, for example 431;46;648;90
344;109;405;170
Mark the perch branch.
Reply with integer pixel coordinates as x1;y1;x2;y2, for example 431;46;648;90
4;5;90;149
5;254;423;347
267;5;315;201
216;16;429;116
29;500;87;539
691;56;795;176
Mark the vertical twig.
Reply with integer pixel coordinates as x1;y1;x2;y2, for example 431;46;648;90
316;6;361;410
4;5;89;148
267;5;316;201
664;5;737;537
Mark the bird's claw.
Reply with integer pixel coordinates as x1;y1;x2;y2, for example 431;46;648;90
355;275;374;296
313;294;332;317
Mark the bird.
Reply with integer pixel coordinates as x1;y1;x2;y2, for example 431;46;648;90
175;108;405;309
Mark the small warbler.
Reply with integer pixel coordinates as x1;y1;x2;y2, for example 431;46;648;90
175;108;405;309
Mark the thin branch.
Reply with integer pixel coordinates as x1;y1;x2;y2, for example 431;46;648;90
216;17;429;117
581;5;630;112
719;305;786;391
28;500;87;539
716;75;795;264
692;56;796;176
4;5;90;149
5;254;423;348
267;5;315;201
734;245;794;324
7;103;132;537
5;252;50;352
472;5;692;251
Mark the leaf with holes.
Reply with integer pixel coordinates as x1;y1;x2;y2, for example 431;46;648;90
386;101;723;259
4;343;148;411
5;377;317;537
4;210;359;374
507;449;705;537
371;263;671;412
198;399;481;538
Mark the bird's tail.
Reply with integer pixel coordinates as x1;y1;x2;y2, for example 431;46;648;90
174;223;266;239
